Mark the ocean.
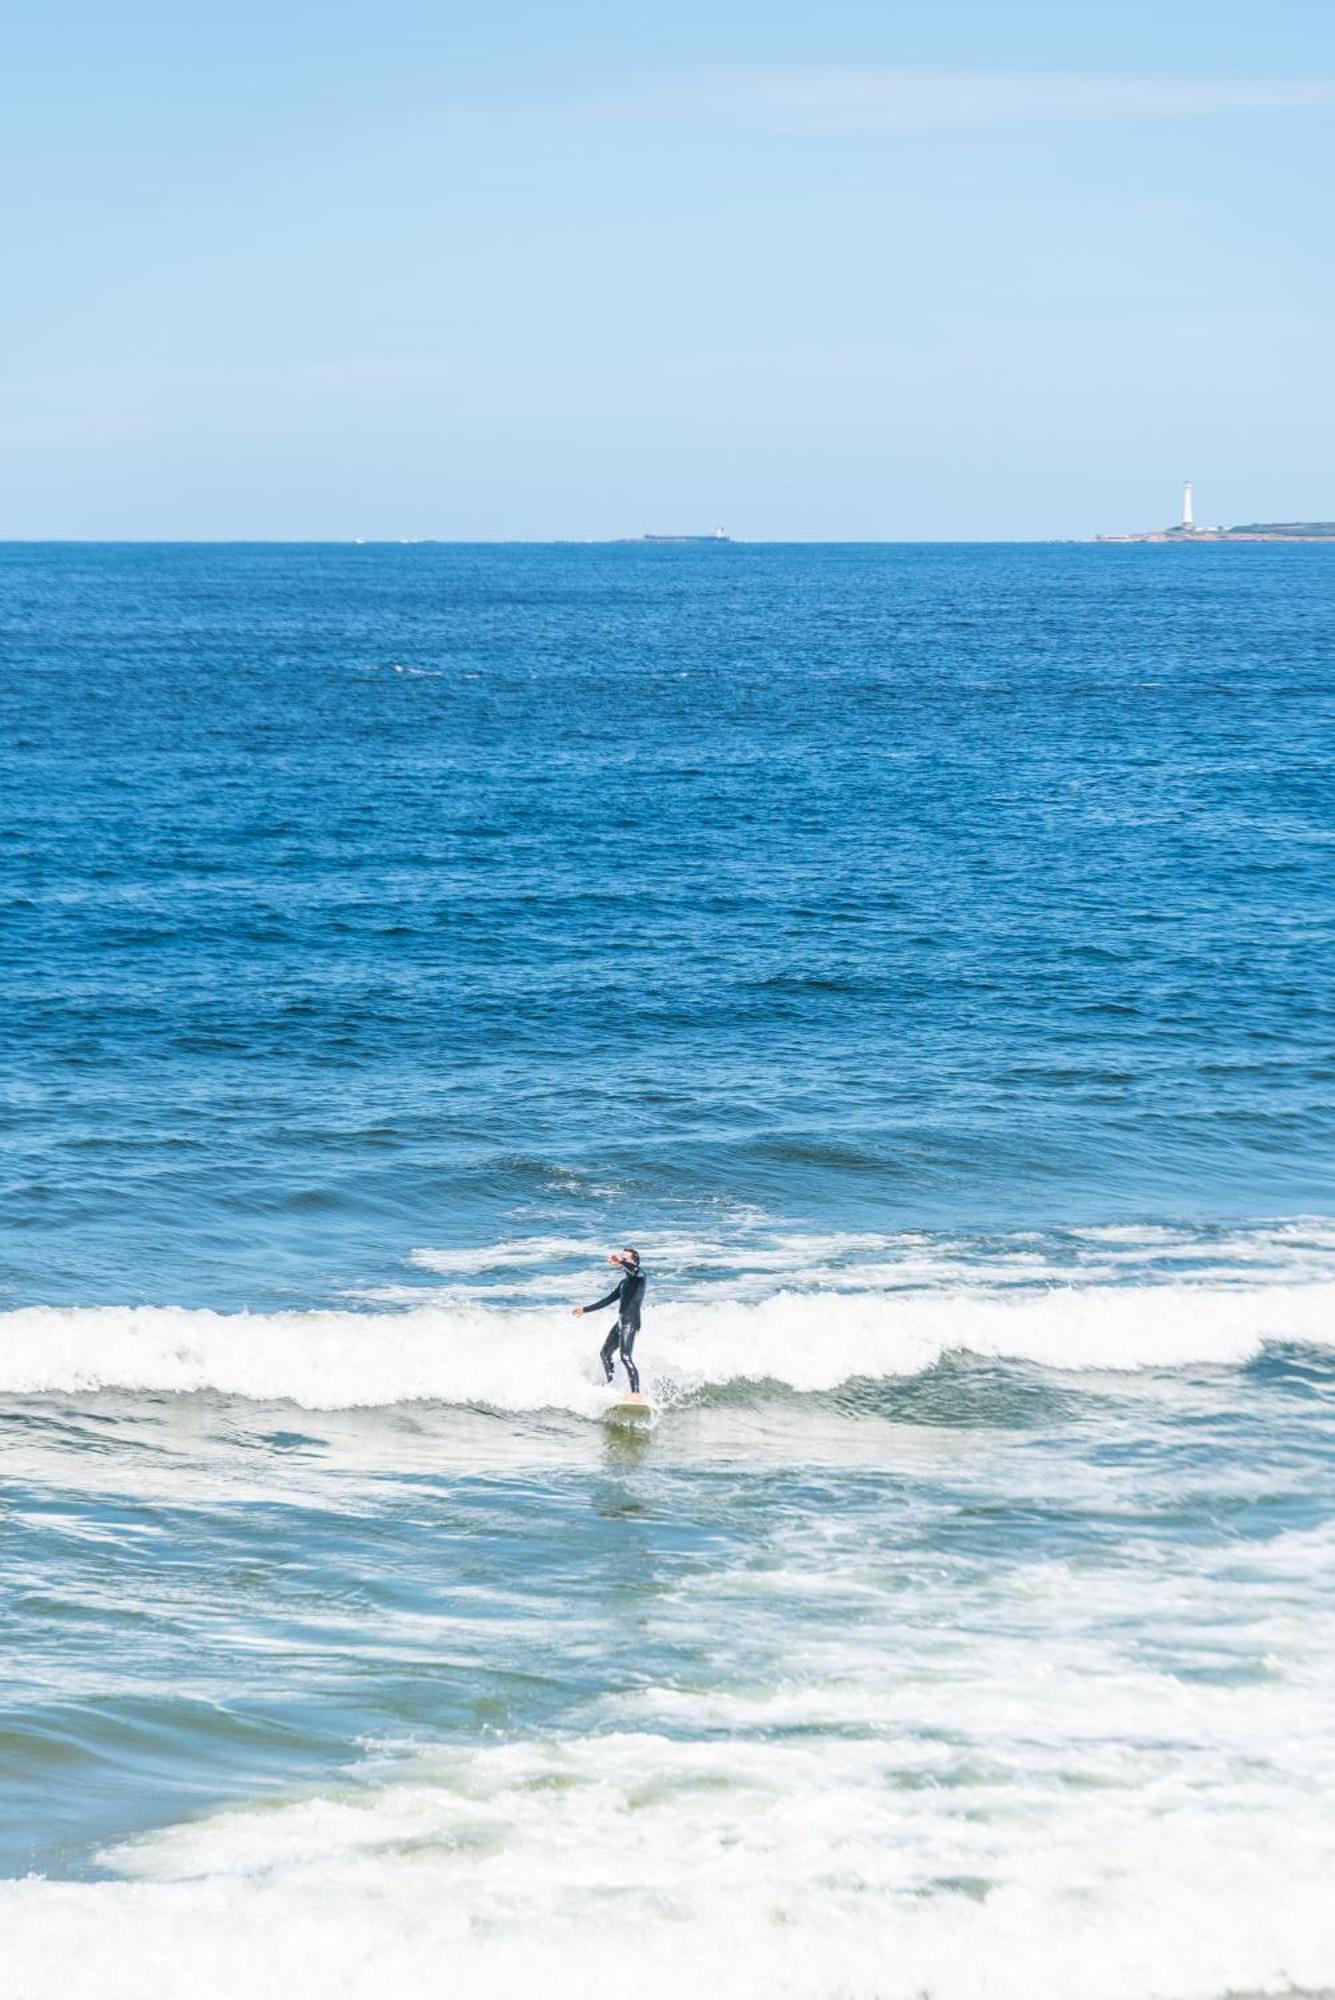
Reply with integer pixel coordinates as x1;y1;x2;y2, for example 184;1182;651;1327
2;540;1333;1998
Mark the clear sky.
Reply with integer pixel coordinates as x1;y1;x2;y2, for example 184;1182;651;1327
3;1;1333;538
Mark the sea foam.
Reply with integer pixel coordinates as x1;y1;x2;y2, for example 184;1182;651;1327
5;1704;1335;2000
0;1276;1330;1411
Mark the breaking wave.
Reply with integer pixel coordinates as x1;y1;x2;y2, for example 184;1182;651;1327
1;1276;1332;1412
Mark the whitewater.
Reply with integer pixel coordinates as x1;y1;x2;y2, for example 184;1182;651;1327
4;1255;1335;1410
5;1267;1335;1999
5;1223;1335;1999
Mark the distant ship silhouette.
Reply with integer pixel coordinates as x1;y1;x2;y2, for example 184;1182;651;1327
635;528;732;544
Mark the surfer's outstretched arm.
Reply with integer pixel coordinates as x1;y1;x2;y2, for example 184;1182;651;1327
572;1280;623;1319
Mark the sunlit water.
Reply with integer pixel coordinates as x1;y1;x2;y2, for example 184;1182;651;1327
2;543;1334;1997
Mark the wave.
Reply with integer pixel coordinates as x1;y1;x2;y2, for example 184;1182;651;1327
0;1277;1332;1412
6;1716;1335;2000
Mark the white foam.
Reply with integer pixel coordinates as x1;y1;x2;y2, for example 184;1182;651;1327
6;1276;1335;1999
0;1276;1330;1411
5;1703;1334;2000
409;1217;1335;1303
409;1235;599;1274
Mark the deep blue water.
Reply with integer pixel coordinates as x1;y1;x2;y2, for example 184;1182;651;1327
3;543;1335;2000
4;541;1333;1309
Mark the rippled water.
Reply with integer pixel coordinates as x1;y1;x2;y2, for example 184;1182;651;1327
2;543;1334;1997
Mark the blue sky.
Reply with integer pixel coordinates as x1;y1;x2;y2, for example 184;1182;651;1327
2;1;1332;538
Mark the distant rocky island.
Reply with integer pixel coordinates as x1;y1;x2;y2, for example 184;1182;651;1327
1100;521;1335;544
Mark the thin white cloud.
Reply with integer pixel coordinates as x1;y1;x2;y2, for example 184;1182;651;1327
587;67;1335;133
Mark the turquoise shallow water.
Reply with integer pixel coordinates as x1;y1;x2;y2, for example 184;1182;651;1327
2;543;1334;1997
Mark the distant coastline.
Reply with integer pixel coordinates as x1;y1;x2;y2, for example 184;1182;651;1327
1097;521;1335;545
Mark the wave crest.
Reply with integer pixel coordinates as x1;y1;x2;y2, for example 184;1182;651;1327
0;1278;1331;1411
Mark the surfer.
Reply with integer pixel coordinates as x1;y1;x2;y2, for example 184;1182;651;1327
573;1247;646;1394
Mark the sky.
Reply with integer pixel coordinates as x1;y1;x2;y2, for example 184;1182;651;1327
1;1;1333;539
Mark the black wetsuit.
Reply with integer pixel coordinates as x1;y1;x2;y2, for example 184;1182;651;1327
586;1266;647;1394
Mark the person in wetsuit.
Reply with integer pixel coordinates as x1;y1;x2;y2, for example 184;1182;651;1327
573;1247;646;1393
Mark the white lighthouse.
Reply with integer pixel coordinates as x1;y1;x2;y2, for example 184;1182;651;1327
1182;481;1195;531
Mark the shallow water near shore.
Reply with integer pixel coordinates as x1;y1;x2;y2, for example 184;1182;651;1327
2;542;1334;1995
5;1328;1335;1998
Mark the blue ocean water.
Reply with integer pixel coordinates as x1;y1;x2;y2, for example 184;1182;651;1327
2;543;1334;1999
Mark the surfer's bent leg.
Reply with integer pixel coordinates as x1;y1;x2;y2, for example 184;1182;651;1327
600;1326;621;1384
619;1324;640;1395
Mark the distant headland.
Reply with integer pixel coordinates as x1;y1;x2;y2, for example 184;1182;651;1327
619;529;733;545
1099;484;1335;543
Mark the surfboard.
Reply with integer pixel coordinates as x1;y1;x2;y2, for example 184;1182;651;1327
603;1392;652;1428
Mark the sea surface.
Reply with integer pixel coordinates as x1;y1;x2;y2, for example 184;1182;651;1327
2;541;1334;1998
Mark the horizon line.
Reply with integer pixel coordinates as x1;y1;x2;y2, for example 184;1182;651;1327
1;535;1323;549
